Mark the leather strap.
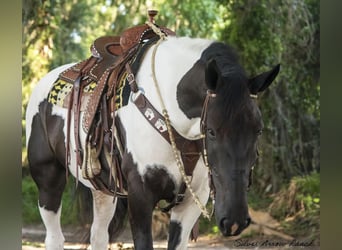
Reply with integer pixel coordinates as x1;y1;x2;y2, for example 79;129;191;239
134;93;202;170
125;63;139;93
101;94;115;188
134;92;202;211
73;78;83;169
133;88;202;242
65;84;74;180
59;57;96;83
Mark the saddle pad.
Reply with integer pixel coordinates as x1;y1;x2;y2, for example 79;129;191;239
47;73;131;111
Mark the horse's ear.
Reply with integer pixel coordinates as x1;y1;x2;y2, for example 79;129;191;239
205;59;219;90
248;64;280;94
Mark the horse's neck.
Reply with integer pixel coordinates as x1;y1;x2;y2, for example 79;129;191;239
137;37;212;139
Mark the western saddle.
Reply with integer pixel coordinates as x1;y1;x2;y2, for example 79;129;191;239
60;10;175;196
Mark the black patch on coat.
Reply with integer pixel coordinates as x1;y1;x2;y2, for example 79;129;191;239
177;60;207;119
28;100;67;213
122;152;176;248
177;42;247;120
143;166;176;203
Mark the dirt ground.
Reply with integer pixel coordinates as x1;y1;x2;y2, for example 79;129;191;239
22;225;319;250
21;225;243;250
22;209;319;250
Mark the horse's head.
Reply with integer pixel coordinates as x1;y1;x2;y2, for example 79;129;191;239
199;44;280;236
176;44;275;239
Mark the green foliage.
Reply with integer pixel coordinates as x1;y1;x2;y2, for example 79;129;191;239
22;0;117;165
247;189;273;211
217;0;320;193
270;172;320;219
197;200;219;235
22;0;320;237
22;175;80;225
198;216;217;235
220;0;281;72
156;0;220;38
22;176;41;224
269;172;320;238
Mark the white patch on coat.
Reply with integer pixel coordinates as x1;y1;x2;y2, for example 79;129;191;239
39;204;64;250
137;37;213;139
117;102;175;178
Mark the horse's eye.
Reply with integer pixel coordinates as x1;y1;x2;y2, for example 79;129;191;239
207;128;216;139
257;129;263;136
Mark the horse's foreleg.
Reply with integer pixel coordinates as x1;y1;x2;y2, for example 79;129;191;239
127;190;154;249
123;155;155;249
90;190;117;250
167;178;210;250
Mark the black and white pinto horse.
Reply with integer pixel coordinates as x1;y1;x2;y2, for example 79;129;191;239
26;36;279;250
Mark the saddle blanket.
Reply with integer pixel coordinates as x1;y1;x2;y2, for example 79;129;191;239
47;71;131;111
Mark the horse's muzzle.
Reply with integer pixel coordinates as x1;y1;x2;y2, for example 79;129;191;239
219;216;251;236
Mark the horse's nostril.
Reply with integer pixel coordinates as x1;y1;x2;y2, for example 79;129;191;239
219;218;227;230
245;217;251;227
219;218;230;236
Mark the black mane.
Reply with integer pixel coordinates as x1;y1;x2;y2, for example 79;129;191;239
201;42;250;120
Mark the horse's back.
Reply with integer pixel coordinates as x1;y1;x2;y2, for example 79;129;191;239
25;63;75;146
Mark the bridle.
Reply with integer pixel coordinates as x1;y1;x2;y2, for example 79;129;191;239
199;90;217;213
200;89;217;168
145;21;258;219
199;89;258;197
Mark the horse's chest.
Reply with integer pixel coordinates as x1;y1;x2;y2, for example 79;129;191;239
143;165;176;200
117;104;181;177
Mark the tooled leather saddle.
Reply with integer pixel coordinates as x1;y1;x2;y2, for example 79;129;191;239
58;11;176;196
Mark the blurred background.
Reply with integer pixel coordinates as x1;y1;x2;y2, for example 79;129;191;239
22;0;319;246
